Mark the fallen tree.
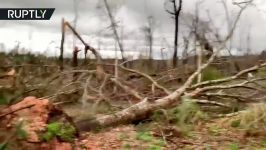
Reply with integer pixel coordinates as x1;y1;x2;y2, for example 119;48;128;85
75;53;266;131
76;51;218;131
57;1;259;131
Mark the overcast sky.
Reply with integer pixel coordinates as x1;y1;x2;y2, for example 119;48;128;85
0;0;266;59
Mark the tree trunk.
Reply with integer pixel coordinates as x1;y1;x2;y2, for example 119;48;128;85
76;52;217;131
197;43;202;83
76;88;184;131
59;18;65;70
103;0;125;62
172;0;182;68
172;1;178;68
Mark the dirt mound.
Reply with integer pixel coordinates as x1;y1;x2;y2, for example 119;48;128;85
1;97;52;142
0;96;78;150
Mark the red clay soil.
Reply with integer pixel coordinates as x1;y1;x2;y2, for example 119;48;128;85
0;97;52;142
1;97;266;150
0;97;77;150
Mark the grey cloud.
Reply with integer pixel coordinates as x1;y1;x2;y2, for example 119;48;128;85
0;0;266;56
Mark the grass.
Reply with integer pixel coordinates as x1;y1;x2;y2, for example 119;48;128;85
135;131;165;149
42;122;76;142
257;68;266;77
2;52;266;149
150;97;208;136
0;143;8;150
0;95;9;105
136;131;153;142
229;103;266;130
201;66;224;81
230;119;241;128
208;126;224;136
122;143;131;150
229;143;239;150
15;121;28;140
169;97;207;133
119;133;130;140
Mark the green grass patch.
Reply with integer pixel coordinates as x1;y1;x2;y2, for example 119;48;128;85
229;143;239;150
41;122;76;142
230;119;241;128
201;67;224;81
136;131;165;149
257;68;266;77
119;133;130;140
122;143;131;150
168;97;207;133
0;143;8;150
0;95;9;105
136;131;153;142
192;66;224;84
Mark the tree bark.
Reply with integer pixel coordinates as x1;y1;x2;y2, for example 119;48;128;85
76;51;218;131
103;0;126;62
172;0;182;68
59;18;65;70
75;0;251;131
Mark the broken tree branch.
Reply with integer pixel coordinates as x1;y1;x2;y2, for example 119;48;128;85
187;99;229;108
119;65;171;94
110;78;143;100
191;62;266;89
0;104;35;118
103;0;125;61
64;21;103;64
189;78;266;97
199;92;254;102
76;49;218;131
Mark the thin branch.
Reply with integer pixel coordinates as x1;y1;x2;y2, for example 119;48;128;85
189;78;266;97
119;65;171;94
64;21;103;65
103;0;125;61
81;75;97;105
187;99;229;107
191;62;266;89
224;0;252;42
99;74;109;101
0;104;35;118
199;92;254;102
110;78;143;100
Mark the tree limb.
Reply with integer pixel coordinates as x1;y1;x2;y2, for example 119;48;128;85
119;65;171;94
76;50;218;131
191;62;266;89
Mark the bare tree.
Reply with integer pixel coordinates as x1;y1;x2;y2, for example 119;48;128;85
72;0;79;49
141;16;155;61
165;0;183;68
178;1;209;82
59;18;65;70
76;1;253;131
220;0;241;72
182;36;189;75
103;0;125;61
246;24;252;55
